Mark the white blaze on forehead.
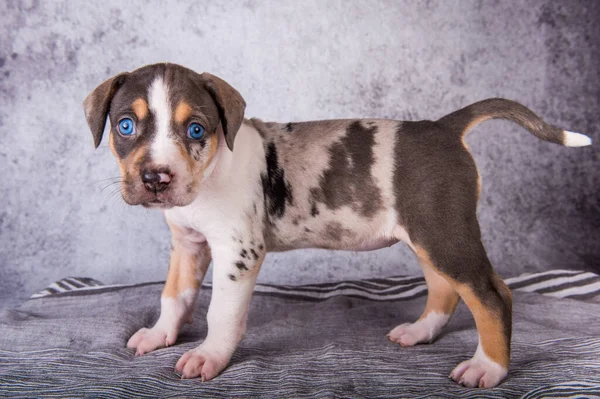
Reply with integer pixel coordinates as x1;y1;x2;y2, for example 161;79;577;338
148;76;178;165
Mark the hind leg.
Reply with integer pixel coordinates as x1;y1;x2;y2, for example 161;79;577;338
390;126;512;387
413;238;512;388
388;253;460;346
446;265;512;388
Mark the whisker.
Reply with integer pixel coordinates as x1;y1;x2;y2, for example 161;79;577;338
94;176;123;184
100;181;122;193
109;190;126;207
104;187;123;205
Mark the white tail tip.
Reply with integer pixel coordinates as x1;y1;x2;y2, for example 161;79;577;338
563;131;592;147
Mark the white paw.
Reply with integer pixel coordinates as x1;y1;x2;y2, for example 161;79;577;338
388;323;425;346
127;295;196;355
449;346;508;388
127;324;179;355
387;312;449;347
175;344;231;381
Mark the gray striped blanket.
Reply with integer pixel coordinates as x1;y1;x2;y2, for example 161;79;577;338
1;269;599;398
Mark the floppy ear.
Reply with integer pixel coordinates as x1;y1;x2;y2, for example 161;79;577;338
83;73;128;148
201;73;246;151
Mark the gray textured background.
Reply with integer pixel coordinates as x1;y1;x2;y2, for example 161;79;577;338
1;0;598;310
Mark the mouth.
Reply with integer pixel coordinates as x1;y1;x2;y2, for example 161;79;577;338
122;181;192;209
141;198;173;209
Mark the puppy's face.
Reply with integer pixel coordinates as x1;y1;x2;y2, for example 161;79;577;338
83;64;245;208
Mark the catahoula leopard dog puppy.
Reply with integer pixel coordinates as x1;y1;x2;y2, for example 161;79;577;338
83;63;591;388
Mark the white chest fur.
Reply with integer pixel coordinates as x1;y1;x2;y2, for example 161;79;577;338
164;124;266;247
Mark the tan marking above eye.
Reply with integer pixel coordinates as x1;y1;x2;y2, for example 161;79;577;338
132;98;148;120
174;101;192;125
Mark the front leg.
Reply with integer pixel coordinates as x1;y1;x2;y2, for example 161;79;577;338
127;221;211;355
175;242;265;381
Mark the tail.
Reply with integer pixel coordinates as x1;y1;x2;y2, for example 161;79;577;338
437;98;592;147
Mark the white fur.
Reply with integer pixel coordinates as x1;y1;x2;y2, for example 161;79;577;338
163;123;266;378
388;311;450;346
392;225;415;252
449;337;508;388
153;288;198;334
563;130;592;147
127;288;199;354
165;123;265;242
148;77;179;166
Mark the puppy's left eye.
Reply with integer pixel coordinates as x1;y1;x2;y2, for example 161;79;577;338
187;123;205;140
118;118;135;136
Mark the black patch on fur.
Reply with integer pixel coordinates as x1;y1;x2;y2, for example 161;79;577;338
258;244;264;251
190;144;204;161
261;142;293;218
310;121;382;217
324;222;347;241
250;249;259;260
310;202;319;217
285;122;295;132
304;227;311;233
235;261;248;271
229;274;237;281
240;249;248;258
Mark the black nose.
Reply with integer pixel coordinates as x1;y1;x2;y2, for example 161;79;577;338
141;169;172;193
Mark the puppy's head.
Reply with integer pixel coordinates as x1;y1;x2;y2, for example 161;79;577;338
83;63;245;208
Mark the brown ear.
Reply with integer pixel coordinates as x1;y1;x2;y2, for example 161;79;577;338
83;73;128;148
201;73;246;151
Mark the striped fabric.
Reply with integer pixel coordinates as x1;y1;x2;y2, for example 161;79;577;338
521;382;600;399
30;277;104;298
0;269;597;398
31;269;600;302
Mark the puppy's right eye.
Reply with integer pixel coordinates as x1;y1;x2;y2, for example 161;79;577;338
187;123;205;140
118;118;135;136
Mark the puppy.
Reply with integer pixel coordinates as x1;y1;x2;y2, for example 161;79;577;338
83;63;591;388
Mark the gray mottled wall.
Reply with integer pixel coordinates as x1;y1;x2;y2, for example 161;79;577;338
1;0;598;309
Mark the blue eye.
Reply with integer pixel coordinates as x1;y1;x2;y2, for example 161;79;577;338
118;118;135;135
187;123;205;140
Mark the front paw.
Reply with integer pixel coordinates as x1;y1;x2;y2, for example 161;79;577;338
127;325;179;355
175;344;231;381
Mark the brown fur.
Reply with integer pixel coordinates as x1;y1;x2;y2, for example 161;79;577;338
132;98;148;120
416;249;460;318
123;145;148;178
454;280;512;367
164;221;212;299
174;101;192;125
108;132;125;176
416;245;511;368
438;98;565;144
